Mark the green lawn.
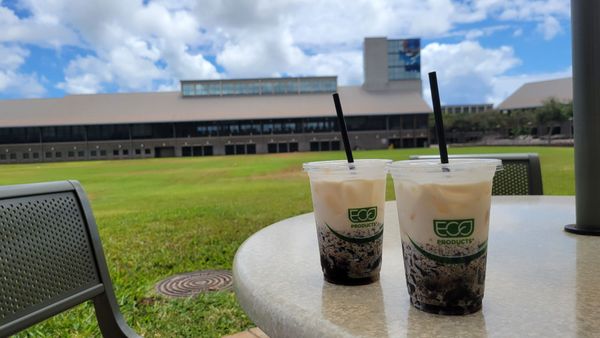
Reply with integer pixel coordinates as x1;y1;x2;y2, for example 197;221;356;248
4;146;573;337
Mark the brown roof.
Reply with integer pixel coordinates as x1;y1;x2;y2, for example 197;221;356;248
0;86;430;128
497;77;572;110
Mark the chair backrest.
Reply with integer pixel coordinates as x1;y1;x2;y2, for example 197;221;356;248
408;153;543;195
0;181;139;337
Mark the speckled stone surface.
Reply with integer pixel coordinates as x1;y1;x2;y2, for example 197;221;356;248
233;196;600;338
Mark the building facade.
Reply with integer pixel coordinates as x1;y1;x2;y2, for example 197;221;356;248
0;37;431;163
442;104;493;114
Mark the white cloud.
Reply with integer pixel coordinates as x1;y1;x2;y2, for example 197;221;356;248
537;16;562;40
0;44;45;97
20;0;219;93
421;40;521;105
0;0;572;100
513;28;523;37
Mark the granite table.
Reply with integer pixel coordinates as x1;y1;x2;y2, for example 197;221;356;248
233;196;600;337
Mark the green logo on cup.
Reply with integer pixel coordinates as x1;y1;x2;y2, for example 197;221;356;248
434;219;474;238
348;207;377;223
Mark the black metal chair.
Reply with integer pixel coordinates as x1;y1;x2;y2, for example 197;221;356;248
409;153;543;195
0;181;140;337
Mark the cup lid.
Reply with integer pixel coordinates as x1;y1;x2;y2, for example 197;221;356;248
388;159;502;174
303;159;392;172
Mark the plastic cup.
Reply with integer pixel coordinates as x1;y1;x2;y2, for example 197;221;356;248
388;159;502;315
303;159;392;285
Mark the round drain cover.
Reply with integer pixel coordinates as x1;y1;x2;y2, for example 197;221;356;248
156;270;233;297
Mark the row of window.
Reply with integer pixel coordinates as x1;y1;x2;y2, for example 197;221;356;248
181;77;337;97
225;144;256;155
0;115;429;145
0;148;154;160
310;141;341;152
267;142;299;154
181;146;214;157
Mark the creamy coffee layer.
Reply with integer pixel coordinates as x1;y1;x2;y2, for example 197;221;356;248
311;177;386;234
392;170;495;314
395;179;492;254
309;177;386;284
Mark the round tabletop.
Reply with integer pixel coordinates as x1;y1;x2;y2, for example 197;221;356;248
233;196;600;338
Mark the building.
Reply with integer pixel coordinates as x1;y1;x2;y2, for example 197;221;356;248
442;104;493;114
0;37;431;163
497;77;572;112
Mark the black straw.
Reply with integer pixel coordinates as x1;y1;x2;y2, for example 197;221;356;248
428;71;449;164
332;93;354;163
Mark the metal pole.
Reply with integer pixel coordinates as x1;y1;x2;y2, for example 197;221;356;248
565;0;600;235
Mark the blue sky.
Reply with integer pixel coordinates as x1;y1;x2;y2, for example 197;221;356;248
0;0;572;105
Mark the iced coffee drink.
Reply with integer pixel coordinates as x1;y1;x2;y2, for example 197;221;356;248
389;159;501;315
304;159;391;285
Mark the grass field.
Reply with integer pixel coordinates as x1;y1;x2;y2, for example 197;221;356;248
3;146;573;337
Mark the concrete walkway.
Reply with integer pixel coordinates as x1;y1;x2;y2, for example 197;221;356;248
223;327;269;338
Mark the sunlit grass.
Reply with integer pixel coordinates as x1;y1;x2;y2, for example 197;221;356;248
3;146;573;337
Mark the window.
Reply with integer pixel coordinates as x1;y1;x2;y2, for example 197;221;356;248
182;83;195;96
278;143;288;153
208;83;221;95
45;152;52;158
144;148;151;155
0;127;40;144
222;82;235;95
22;153;29;159
32;152;39;159
247;144;256;154
195;83;208;95
113;150;119;156
0;154;5;160
55;152;62;158
387;39;420;80
289;142;298;152
402;116;415;129
182;146;192;157
192;146;203;156
389;116;402;130
320;141;330;151
310;142;319;151
180;77;336;97
203;146;213;156
9;153;16;160
41;126;85;142
262;123;273;134
135;149;141;155
303;118;337;133
240;121;261;135
122;149;129;155
331;141;341;151
347;116;386;131
229;123;240;135
68;151;75;157
225;145;235;155
268;143;277;153
100;150;107;156
87;125;129;141
78;151;85;157
91;150;97;157
416;115;428;129
131;123;173;139
235;144;245;154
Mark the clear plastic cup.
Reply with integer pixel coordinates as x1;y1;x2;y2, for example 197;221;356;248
303;159;392;285
388;159;502;315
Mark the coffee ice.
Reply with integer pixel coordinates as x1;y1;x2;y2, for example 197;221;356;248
389;159;500;315
304;160;390;285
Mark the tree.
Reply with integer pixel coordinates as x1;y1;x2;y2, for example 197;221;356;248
536;98;570;143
